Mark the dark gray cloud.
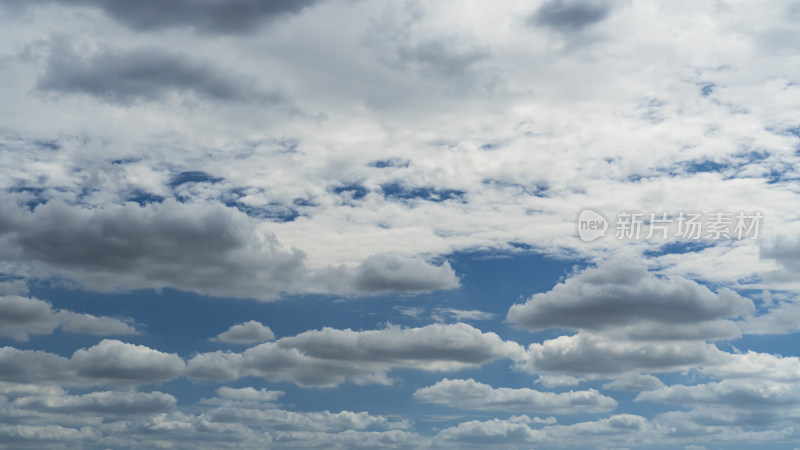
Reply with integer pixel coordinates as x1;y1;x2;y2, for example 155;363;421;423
507;262;752;340
0;199;458;300
347;254;459;294
36;42;284;105
530;0;614;31
8;0;321;33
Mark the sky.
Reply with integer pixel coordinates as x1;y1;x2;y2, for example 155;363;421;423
0;0;800;448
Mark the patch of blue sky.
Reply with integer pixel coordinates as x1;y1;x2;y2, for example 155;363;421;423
331;183;369;200
125;189;165;206
168;170;223;188
380;182;465;202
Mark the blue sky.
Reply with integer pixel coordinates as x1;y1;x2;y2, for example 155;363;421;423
2;0;800;448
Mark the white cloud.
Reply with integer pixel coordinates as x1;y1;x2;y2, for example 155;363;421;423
520;333;728;377
213;321;275;344
189;323;524;387
414;378;617;414
434;414;655;448
431;308;494;323
11;390;176;416
70;340;186;386
602;373;665;391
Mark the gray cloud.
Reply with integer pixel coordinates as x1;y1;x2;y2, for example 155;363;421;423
0;340;184;387
212;320;275;344
11;390;176;416
36;42;285;105
414;378;617;414
0;294;136;341
188;323;524;387
70;339;186;386
530;0;614;31
507;262;753;340
0;199;458;300
345;254;459;294
521;333;727;377
9;0;321;33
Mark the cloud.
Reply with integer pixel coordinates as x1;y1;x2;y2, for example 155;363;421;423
213;386;284;403
0;382;421;448
520;333;727;377
0;294;136;341
507;262;753;340
36;42;285;105
11;0;322;33
529;0;615;31
339;254;460;294
431;308;494;322
189;323;524;387
212;321;275;344
11;390;176;416
414;378;617;414
0;199;458;300
637;379;800;409
702;351;800;382
434;414;653;447
70;340;186;386
602;373;665;391
0;340;184;387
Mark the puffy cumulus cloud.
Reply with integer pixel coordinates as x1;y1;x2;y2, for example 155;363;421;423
4;0;322;33
213;386;284;403
0;340;184;387
212;321;275;345
342;254;459;294
434;414;654;448
637;379;800;409
507;262;753;340
189;323;524;387
0;199;458;300
641;380;800;430
37;42;287;106
0;347;71;384
413;378;617;414
10;390;176;416
702;351;800;382
0;294;136;342
739;299;800;335
602;373;665;391
520;333;728;377
0;383;422;449
70;340;186;386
